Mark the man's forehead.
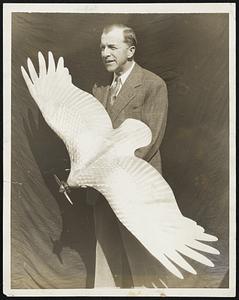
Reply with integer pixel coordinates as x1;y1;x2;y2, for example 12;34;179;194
101;28;125;44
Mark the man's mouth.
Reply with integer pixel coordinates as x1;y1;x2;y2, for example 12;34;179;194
104;60;115;64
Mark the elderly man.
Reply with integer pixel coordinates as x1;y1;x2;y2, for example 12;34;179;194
91;24;168;288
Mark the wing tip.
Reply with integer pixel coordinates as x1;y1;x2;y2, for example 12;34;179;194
38;51;44;58
20;65;30;82
191;269;197;275
176;272;184;280
20;65;26;78
48;50;54;58
208;260;215;267
57;56;64;69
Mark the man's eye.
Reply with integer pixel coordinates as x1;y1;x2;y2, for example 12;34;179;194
109;46;117;50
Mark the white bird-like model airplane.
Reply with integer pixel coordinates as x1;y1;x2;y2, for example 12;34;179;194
21;51;219;280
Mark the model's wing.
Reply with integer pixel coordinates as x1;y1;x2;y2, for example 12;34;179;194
21;51;112;167
82;156;219;279
73;119;219;279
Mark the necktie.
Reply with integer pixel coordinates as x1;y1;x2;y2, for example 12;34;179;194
109;76;121;106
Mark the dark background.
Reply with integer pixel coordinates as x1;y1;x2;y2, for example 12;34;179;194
11;13;229;288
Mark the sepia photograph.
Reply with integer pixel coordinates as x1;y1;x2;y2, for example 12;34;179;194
3;3;236;297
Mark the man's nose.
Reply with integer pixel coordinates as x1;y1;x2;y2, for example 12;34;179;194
101;47;111;58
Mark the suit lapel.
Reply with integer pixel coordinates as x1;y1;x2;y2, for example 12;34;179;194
110;63;143;122
98;85;110;108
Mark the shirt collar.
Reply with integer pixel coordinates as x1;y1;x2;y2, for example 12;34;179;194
112;61;135;85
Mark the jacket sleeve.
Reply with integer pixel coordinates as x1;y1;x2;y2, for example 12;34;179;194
135;79;168;161
92;83;98;98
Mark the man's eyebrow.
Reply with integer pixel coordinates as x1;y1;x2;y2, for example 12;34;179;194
100;43;118;48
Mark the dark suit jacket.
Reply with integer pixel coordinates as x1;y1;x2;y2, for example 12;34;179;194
92;62;168;173
91;63;169;287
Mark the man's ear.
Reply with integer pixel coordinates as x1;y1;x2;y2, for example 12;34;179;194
127;46;136;59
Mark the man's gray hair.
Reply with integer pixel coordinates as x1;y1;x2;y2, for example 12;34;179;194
102;24;137;47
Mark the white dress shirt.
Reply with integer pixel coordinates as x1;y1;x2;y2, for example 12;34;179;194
111;61;136;96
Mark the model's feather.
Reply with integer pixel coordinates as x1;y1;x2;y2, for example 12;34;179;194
21;51;219;279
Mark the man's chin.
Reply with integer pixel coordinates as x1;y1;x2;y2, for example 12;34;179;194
104;65;116;72
105;64;116;72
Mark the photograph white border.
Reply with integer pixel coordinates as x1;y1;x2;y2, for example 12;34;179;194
3;3;236;297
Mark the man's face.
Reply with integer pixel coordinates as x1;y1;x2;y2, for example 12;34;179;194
100;28;134;74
